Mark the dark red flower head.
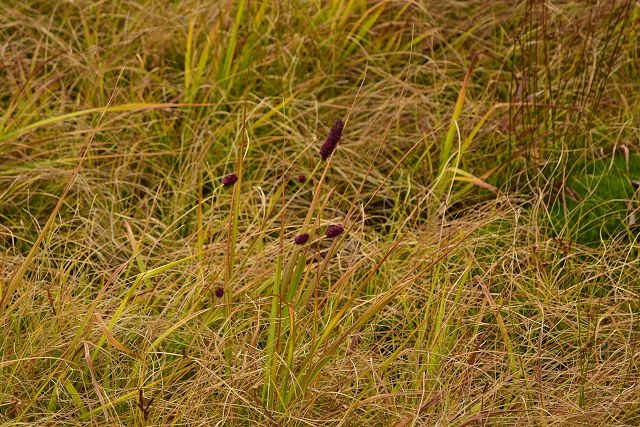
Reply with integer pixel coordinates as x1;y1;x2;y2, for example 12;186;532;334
222;173;238;187
214;287;224;298
325;224;344;238
297;174;307;183
319;119;344;160
294;233;309;245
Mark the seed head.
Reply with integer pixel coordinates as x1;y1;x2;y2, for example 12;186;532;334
222;173;238;187
294;233;310;245
214;287;224;298
297;174;307;183
325;224;344;238
319;119;344;160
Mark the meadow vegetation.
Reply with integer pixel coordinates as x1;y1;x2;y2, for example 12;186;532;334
1;1;639;425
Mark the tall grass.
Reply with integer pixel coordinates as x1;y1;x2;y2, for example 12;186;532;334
1;1;639;425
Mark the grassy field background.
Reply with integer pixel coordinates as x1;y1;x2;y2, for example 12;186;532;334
1;1;639;425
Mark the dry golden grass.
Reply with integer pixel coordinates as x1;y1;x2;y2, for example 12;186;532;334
1;1;639;425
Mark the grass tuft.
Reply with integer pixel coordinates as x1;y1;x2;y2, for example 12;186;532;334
1;1;639;425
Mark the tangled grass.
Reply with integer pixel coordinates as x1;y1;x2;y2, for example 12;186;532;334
1;1;639;425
